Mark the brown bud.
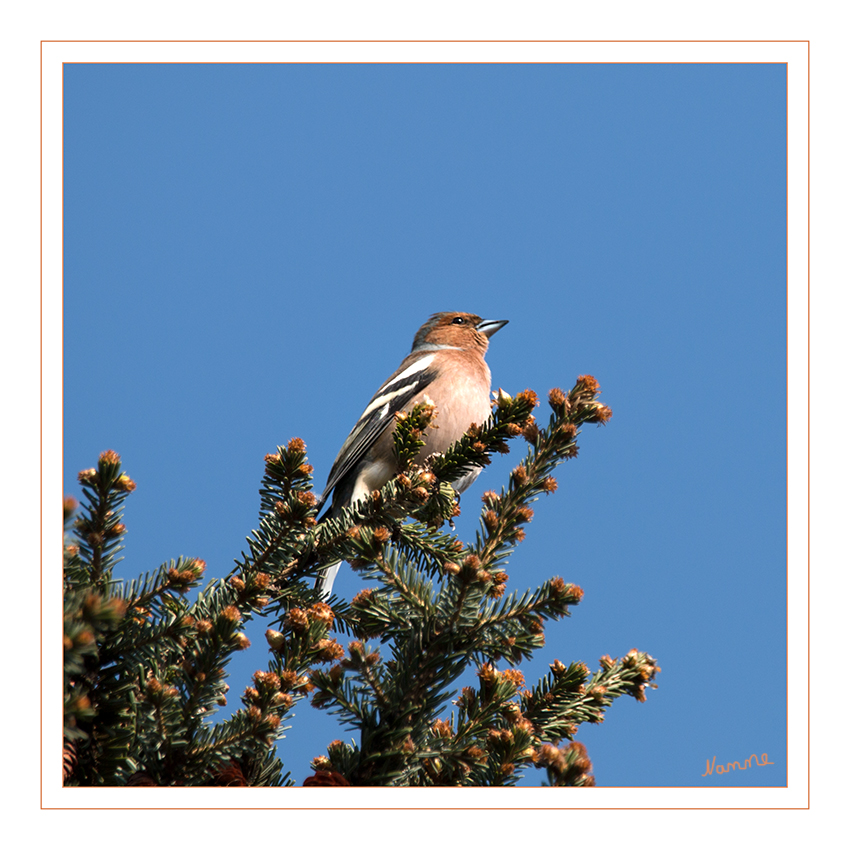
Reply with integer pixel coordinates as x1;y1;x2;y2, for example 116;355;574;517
351;588;375;607
114;474;136;492
515;389;539;408
589;403;612;424
314;638;345;662
285;608;309;634
515;506;534;523
303;770;351;787
522;419;540;442
270;692;294;709
575;375;600;396
308;602;335;628
265;629;286;651
254;670;281;690
548;387;568;412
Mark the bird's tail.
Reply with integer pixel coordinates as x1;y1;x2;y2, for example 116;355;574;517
314;561;341;599
313;495;341;598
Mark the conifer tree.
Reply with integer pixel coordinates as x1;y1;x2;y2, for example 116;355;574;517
63;376;659;787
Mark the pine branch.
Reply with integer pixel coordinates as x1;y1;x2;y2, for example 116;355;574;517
64;375;656;789
71;450;136;588
304;378;655;787
64;452;290;787
522;650;661;737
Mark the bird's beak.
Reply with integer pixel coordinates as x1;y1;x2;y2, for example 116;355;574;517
476;318;509;338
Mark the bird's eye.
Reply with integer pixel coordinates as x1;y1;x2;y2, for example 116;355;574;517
452;316;466;325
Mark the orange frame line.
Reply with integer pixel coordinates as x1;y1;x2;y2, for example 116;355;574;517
43;39;809;809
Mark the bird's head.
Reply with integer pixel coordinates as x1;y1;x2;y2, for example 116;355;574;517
411;312;509;354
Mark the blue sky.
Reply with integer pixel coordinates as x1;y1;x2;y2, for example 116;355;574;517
63;62;787;788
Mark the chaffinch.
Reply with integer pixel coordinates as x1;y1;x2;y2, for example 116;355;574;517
315;311;508;596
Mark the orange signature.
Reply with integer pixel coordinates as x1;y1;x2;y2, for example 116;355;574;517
703;752;774;777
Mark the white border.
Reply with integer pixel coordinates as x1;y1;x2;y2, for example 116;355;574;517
42;39;809;810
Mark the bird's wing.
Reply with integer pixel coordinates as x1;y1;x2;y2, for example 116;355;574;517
319;353;439;507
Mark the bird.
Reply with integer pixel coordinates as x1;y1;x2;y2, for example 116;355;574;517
314;311;509;597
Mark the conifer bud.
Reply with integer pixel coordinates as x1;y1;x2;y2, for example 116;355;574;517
522;419;540;442
271;692;294;709
265;629;286;651
105;522;127;537
575;375;600;396
254;670;281;690
308;602;335;628
114;474;137;492
548;387;568;414
287;437;307;454
351;588;375;607
314;638;345;662
590;685;608;702
221;605;241;623
285;608;309;634
516;389;538;408
511;465;528;485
